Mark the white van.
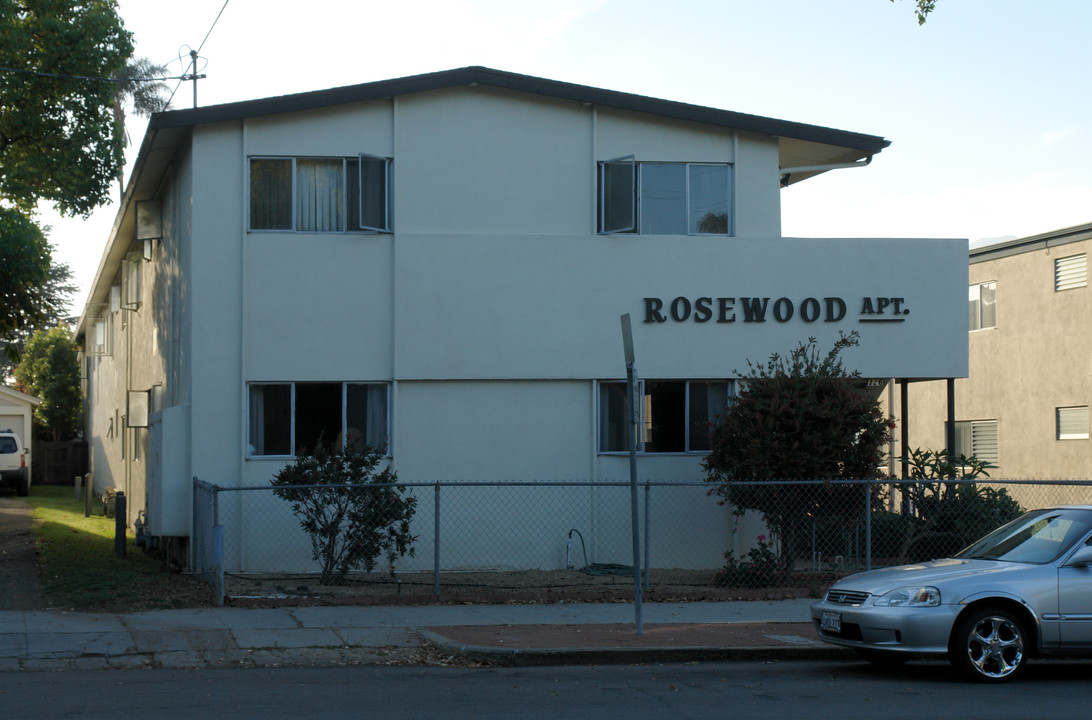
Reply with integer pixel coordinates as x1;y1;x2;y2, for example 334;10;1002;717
0;429;29;496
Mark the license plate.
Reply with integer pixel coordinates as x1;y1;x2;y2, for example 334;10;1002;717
821;611;842;633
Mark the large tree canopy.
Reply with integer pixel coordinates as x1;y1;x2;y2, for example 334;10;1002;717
0;0;134;216
14;324;81;441
0;206;53;340
0;212;76;374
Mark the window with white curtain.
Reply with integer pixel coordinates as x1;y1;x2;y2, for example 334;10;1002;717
248;382;389;457
598;379;733;453
598;159;731;235
249;154;391;232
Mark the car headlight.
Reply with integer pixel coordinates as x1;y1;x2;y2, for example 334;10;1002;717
873;586;941;607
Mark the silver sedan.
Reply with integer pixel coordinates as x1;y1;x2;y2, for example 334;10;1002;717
811;506;1092;682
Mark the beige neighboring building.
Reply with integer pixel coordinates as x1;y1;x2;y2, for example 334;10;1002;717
906;222;1091;480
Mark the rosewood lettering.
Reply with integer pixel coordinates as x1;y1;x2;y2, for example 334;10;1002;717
643;296;908;324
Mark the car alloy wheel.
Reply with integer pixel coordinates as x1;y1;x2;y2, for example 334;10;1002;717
951;608;1027;682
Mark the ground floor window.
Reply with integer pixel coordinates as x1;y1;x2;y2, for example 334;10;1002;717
248;382;388;457
598;380;733;453
951;419;999;465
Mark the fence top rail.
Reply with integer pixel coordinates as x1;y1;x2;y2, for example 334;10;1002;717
203;480;645;492
192;477;1092;492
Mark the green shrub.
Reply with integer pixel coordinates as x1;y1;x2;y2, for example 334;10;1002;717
271;441;417;585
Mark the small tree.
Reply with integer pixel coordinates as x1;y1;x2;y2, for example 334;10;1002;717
270;441;417;585
703;332;892;564
13;325;81;441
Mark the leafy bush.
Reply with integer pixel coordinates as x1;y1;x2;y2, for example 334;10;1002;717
271;442;417;585
704;333;892;564
714;535;789;588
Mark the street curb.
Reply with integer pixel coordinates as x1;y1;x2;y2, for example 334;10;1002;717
418;629;857;667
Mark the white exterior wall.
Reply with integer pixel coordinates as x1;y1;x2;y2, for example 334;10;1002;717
189;122;246;492
88;84;967;573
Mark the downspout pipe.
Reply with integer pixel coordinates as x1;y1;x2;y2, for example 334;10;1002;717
780;155;873;187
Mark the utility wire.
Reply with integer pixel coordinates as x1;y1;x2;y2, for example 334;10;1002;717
196;0;231;56
166;0;231;108
0;66;183;83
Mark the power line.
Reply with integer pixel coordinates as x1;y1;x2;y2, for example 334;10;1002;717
0;66;181;83
167;0;231;108
196;0;231;56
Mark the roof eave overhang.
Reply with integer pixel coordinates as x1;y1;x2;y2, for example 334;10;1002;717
149;66;891;156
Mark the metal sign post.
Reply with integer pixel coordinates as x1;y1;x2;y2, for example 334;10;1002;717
620;314;643;634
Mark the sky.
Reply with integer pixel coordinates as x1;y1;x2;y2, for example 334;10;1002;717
39;0;1092;312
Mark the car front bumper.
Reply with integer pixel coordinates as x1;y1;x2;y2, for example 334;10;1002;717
811;598;962;655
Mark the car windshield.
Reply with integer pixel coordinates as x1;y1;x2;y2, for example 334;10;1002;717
955;508;1092;564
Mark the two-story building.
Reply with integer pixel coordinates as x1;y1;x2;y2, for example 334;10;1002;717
905;222;1091;483
76;67;967;574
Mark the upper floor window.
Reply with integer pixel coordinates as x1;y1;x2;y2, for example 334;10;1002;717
249;154;391;232
599;158;731;236
598;379;733;453
248;381;389;457
968;281;996;331
1055;254;1087;292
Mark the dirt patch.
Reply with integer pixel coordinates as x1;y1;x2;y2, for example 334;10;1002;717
225;567;831;607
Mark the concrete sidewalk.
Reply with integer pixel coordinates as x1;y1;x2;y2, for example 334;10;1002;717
0;599;851;671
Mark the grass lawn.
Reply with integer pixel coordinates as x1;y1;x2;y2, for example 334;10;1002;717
24;485;213;611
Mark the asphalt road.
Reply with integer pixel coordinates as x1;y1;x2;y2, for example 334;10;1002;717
0;495;42;610
5;659;1092;719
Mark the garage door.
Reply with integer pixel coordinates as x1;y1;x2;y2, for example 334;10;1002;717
0;415;25;444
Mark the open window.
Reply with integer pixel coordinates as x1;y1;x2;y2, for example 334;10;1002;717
968;281;996;331
354;153;391;232
599;155;635;234
249;155;392;233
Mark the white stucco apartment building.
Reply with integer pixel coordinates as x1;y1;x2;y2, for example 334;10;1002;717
76;67;967;573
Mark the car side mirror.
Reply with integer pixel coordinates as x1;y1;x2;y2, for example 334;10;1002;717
1066;544;1092;567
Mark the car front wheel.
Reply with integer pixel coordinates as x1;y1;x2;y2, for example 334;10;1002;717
950;607;1028;682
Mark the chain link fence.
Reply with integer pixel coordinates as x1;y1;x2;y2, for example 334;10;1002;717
190;477;1092;606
